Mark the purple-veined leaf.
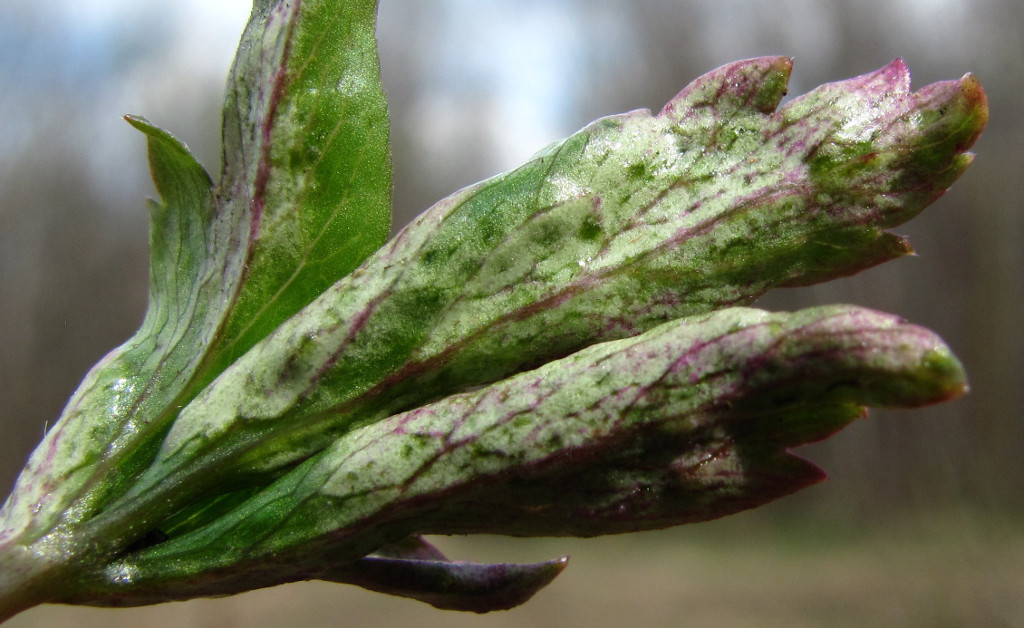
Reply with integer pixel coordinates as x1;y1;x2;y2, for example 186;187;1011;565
58;305;965;607
0;23;986;616
114;57;985;526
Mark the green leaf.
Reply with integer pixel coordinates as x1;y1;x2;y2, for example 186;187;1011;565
207;0;391;376
0;0;389;585
60;305;965;605
115;57;984;518
0;24;986;615
0;118;218;544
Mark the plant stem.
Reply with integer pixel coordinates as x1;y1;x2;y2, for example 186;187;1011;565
0;537;63;623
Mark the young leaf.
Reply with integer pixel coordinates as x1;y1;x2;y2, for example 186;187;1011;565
114;57;985;522
0;4;987;614
208;0;391;375
57;305;966;606
0;0;389;610
0;118;217;545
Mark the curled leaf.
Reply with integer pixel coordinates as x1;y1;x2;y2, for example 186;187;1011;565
0;0;390;618
0;0;390;548
0;117;218;543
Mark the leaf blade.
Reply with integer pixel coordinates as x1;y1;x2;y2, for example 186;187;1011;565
126;58;985;509
72;305;965;604
206;0;391;376
2;0;391;557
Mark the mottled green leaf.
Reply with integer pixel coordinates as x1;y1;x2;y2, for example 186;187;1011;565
0;30;987;618
62;305;965;605
206;0;391;377
117;57;984;519
0;117;218;543
1;0;389;593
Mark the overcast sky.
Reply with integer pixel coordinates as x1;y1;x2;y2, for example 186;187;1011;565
0;0;605;210
0;0;988;195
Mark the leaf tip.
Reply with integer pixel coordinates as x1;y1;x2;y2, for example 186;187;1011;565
335;555;570;613
886;57;911;83
913;70;989;151
914;345;970;405
660;55;793;119
123;114;153;134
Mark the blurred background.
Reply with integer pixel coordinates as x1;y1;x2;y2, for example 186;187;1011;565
1;0;1021;625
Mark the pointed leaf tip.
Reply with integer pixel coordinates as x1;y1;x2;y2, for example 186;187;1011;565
330;555;569;613
882;57;911;88
124;114;213;209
